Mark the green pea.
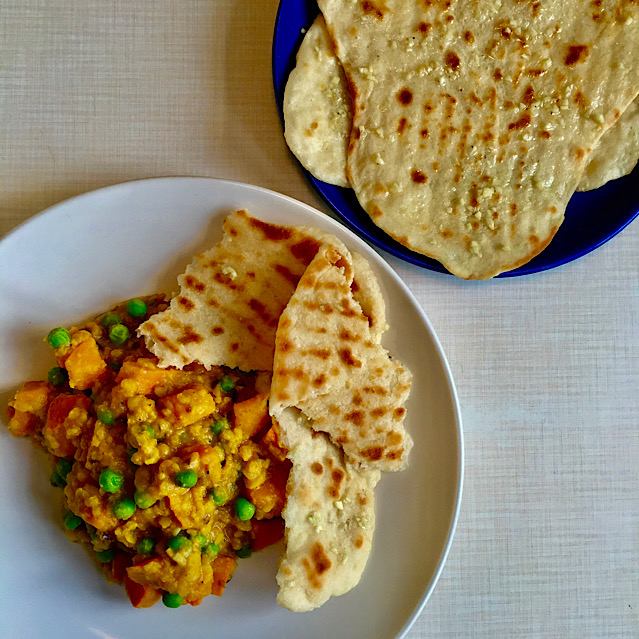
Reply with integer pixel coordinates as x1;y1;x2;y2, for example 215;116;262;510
96;548;115;563
234;497;255;522
47;366;68;387
145;425;156;439
209;488;228;506
126;298;147;318
46;327;71;348
166;535;190;553
162;592;183;608
112;497;136;520
50;469;66;488
202;543;220;559
128;447;138;464
99;469;124;493
108;324;130;345
137;537;155;555
193;534;208;548
56;458;73;479
96;406;115;425
63;511;83;530
101;313;121;330
219;375;235;393
133;490;156;509
236;545;252;559
211;418;229;435
174;469;198;488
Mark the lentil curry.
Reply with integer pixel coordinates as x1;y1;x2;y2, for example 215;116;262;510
6;295;290;609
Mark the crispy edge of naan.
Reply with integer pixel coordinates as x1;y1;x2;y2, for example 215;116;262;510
578;96;639;191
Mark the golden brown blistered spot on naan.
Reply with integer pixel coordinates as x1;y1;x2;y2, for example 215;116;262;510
177;296;195;312
327;467;345;498
345;410;365;427
178;326;203;345
338;347;362;368
361;0;388;20
360;446;384;462
309;542;333;588
564;44;589;67
184;274;205;292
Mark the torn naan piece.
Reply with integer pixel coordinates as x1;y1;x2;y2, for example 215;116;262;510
276;408;380;612
315;0;639;278
271;243;412;471
284;14;352;187
285;16;639;194
139;210;351;372
578;96;639;191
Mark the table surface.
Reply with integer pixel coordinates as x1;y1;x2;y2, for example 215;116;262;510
1;2;637;638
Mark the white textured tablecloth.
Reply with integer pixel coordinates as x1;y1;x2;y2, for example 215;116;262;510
1;2;637;637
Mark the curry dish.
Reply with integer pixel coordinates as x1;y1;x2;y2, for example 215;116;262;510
6;295;290;608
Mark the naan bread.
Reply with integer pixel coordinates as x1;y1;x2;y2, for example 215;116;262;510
138;210;379;372
285;17;639;194
271;243;412;471
578;96;639;191
349;251;387;344
315;0;639;278
283;15;352;187
276;408;380;612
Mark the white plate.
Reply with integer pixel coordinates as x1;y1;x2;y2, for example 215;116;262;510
0;177;462;639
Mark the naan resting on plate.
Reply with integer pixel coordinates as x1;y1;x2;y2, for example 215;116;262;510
139;210;379;372
276;408;380;612
314;0;639;278
284;14;352;188
271;243;412;472
285;16;639;194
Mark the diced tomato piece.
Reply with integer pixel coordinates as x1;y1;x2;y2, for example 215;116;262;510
112;552;132;583
43;394;91;457
62;336;107;390
251;517;285;552
124;575;162;608
211;555;237;597
186;597;204;607
233;392;270;439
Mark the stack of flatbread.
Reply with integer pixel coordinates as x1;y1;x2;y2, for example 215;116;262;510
139;210;412;611
283;2;639;279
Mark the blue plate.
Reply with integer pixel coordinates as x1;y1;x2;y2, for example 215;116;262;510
272;0;639;276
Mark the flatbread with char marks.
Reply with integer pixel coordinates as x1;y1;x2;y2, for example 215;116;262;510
138;210;372;372
315;0;639;278
276;408;380;612
285;17;639;194
271;243;412;471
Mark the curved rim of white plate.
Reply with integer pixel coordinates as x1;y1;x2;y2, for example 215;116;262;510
1;176;464;637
